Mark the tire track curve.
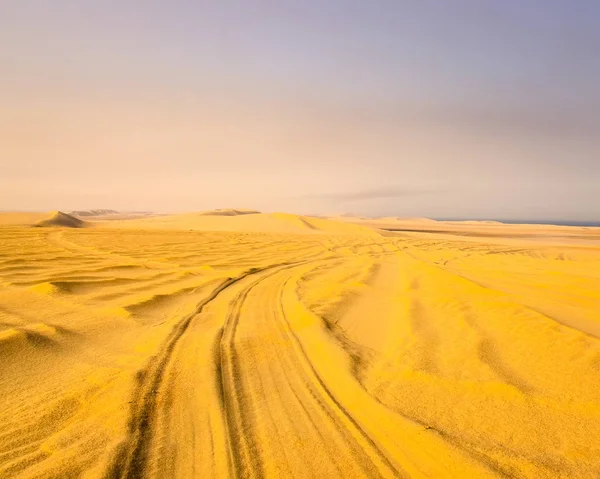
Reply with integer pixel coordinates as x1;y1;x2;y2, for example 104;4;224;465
105;263;299;479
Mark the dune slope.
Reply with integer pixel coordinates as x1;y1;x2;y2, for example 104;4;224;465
0;220;599;477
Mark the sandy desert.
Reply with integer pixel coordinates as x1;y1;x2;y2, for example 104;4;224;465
0;210;599;478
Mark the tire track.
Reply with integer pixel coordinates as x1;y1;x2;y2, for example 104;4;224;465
215;262;401;478
105;263;297;479
217;274;274;478
276;276;404;478
216;262;322;478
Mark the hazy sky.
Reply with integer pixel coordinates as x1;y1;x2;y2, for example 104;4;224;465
1;1;599;219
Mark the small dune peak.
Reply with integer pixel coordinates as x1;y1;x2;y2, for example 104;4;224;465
35;211;87;228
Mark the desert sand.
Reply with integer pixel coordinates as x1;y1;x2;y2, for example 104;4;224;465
1;211;600;478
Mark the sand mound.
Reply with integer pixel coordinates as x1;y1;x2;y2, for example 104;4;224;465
35;211;87;228
0;324;59;356
29;282;62;295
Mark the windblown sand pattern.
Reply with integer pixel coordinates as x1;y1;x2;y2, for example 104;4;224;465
1;213;600;478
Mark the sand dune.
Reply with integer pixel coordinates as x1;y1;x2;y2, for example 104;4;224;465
1;215;600;477
35;211;87;228
101;211;380;236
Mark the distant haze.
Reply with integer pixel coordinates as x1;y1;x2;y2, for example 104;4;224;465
1;1;599;220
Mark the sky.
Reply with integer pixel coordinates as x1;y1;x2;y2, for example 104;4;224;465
1;1;599;220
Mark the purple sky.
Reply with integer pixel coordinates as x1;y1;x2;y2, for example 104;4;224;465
1;1;599;219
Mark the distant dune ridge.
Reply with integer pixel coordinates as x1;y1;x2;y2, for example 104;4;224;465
198;208;261;216
70;209;120;217
0;211;598;243
100;211;381;236
70;210;159;221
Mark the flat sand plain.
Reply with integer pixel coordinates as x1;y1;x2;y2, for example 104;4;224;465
1;212;600;478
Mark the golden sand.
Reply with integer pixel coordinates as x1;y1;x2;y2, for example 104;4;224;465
1;212;599;478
